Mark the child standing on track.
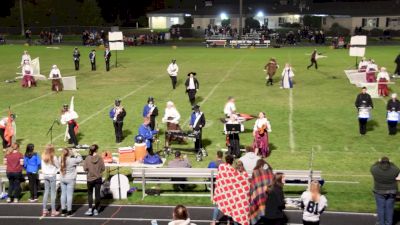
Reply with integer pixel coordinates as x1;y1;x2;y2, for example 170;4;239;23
301;180;328;225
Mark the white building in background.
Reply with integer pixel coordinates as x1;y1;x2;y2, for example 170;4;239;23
147;0;400;33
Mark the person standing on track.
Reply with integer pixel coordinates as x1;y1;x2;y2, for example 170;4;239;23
301;180;328;225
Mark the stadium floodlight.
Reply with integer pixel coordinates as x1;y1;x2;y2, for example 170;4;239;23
220;12;228;20
256;11;264;17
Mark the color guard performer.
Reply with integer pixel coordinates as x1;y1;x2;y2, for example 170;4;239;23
281;63;294;89
73;47;80;71
20;50;31;66
377;67;390;97
89;49;96;71
355;87;373;135
264;58;279;86
223;96;237;118
109;99;126;143
21;60;36;88
358;57;368;72
185;72;199;106
142;97;158;131
167;59;179;89
61;97;79;147
190;105;206;155
104;47;111;71
387;93;400;135
0;114;16;150
252;112;271;157
48;65;63;92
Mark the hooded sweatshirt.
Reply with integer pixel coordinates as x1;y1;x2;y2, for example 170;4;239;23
24;153;41;174
370;161;400;194
83;154;105;182
239;152;261;174
168;218;196;225
60;155;83;180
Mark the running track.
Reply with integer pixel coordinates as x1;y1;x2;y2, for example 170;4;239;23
0;203;387;225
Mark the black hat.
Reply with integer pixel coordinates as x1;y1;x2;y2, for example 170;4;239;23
172;59;176;62
115;99;121;106
147;97;154;103
175;150;181;157
187;72;197;76
192;104;200;110
63;104;68;109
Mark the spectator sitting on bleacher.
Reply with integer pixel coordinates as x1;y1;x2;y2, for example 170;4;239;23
239;146;260;174
168;204;196;225
168;151;191;191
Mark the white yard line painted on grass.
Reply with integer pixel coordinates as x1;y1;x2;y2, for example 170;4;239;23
289;89;295;152
1;92;53;112
325;180;360;184
182;55;246;126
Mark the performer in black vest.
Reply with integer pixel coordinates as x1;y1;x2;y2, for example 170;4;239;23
109;99;126;143
307;49;318;70
89;49;96;71
142;97;158;131
104;47;112;72
190;105;206;154
185;72;199;106
73;47;80;71
355;87;373;135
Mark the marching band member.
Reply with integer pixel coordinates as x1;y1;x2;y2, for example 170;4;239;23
48;65;63;92
21;60;36;88
142;97;158;131
377;67;390;97
104;47;111;72
89;49;96;71
224;114;244;158
138;117;158;154
223;96;237;118
185;72;199;106
167;59;179;89
387;93;400;135
162;101;182;148
20;50;31;66
264;58;279;86
355;87;373;135
109;99;126;143
307;49;318;70
61;97;79;147
73;47;80;71
252;112;271;158
190;105;206;154
281;63;294;89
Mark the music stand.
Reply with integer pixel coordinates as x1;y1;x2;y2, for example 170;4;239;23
226;124;241;132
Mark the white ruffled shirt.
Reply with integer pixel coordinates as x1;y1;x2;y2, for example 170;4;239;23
162;107;181;124
376;71;390;81
49;68;62;79
253;118;272;133
167;63;179;76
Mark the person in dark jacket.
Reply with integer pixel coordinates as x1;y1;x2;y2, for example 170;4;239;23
185;72;199;106
355;87;373;135
73;47;80;71
307;49;318;70
263;172;286;225
104;47;111;71
23;143;41;202
394;54;400;76
370;157;400;225
109;99;126;143
83;144;105;216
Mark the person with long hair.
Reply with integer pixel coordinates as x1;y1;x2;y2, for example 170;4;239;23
4;143;24;203
83;144;105;216
168;204;196;225
301;181;327;225
252;112;272;157
41;144;60;216
23;143;41;202
60;148;82;217
263;172;286;225
249;159;274;225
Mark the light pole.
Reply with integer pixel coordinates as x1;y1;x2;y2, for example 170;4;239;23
19;0;25;36
239;0;243;39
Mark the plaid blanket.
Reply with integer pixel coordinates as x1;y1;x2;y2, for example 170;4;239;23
214;163;250;225
249;168;274;224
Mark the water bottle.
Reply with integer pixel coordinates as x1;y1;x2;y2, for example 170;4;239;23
151;219;158;225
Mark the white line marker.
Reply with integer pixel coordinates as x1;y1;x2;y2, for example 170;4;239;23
289;89;295;152
2;92;53;112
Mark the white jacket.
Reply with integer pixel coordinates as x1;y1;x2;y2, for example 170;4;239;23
41;156;60;177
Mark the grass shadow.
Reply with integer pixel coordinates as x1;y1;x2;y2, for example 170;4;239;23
122;129;133;141
202;138;212;148
367;119;379;132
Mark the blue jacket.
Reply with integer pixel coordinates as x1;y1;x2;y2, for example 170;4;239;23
138;124;158;148
24;153;41;174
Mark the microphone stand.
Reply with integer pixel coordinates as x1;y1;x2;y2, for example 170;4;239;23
46;120;58;144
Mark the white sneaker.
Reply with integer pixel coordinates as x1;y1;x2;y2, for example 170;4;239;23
13;199;18;203
6;198;11;203
93;209;99;216
84;208;93;216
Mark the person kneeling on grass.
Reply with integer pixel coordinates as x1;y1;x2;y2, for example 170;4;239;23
83;144;105;216
60;148;82;217
168;205;197;225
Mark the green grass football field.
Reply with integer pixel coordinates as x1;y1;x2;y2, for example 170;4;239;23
0;44;399;212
